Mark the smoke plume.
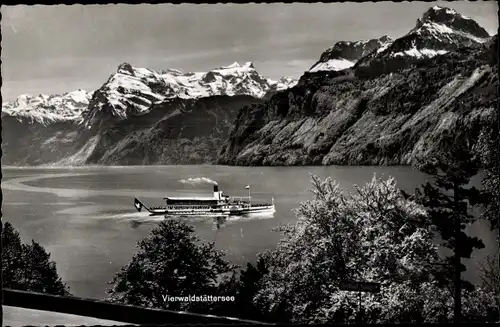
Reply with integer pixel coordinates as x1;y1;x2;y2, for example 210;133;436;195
179;177;218;185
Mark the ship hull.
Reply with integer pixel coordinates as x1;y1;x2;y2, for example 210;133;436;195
165;210;229;218
228;205;276;216
165;205;275;217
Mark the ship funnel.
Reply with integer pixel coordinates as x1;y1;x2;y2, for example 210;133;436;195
213;185;220;199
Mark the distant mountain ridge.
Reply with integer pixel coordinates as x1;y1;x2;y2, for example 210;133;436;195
2;62;296;166
2;90;94;125
2;62;297;127
83;61;297;127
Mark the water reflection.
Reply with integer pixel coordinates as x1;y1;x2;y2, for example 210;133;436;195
129;220;142;229
126;212;275;231
213;215;227;230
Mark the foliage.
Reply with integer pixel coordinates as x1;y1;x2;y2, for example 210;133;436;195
237;258;270;316
415;136;488;322
474;115;499;322
253;174;476;323
1;221;70;296
226;258;271;320
475;111;499;235
478;254;500;320
206;257;271;321
107;219;234;313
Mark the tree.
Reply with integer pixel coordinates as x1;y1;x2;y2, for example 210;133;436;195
478;255;500;321
474;107;500;322
107;219;234;313
210;257;270;321
1;221;70;296
415;137;488;323
253;175;468;323
476;114;499;237
237;258;269;320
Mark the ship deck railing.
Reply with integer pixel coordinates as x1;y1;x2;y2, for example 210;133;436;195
230;203;274;207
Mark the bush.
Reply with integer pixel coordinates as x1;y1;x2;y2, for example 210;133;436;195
2;221;70;296
107;219;234;313
210;258;270;321
253;175;496;323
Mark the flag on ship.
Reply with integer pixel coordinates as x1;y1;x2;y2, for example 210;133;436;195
134;198;143;212
245;185;250;189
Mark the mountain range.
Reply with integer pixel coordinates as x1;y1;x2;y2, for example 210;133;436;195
2;62;296;165
219;6;497;166
2;90;94;125
2;6;497;167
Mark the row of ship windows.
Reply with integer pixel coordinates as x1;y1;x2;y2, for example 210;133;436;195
167;206;230;210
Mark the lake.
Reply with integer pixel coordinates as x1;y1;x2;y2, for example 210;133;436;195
1;165;496;299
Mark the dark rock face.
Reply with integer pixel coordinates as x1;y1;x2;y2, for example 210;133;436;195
417;6;490;38
308;6;490;78
1;116;81;166
317;36;392;64
117;62;135;75
354;6;491;78
2;95;260;166
86;95;261;165
218;37;498;167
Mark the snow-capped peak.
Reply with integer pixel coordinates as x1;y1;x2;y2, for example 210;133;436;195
416;6;490;39
429;5;472;21
431;5;456;14
243;61;255;69
84;62;298;124
220;61;254;69
4;61;298;126
225;62;241;69
310;36;393;72
267;76;299;91
67;89;92;104
354;6;491;74
2;90;94;125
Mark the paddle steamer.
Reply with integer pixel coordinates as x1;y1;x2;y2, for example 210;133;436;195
134;185;275;217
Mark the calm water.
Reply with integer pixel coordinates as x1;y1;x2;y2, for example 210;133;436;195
1;165;496;299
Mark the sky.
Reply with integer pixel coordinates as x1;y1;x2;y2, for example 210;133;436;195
1;2;498;101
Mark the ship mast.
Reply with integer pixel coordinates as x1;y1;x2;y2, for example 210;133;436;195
246;185;251;208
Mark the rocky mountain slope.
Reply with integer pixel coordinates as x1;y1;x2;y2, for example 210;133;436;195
83;95;263;165
2;62;295;166
355;6;491;77
309;36;392;72
218;7;497;166
309;6;490;76
83;61;296;127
